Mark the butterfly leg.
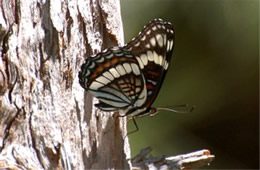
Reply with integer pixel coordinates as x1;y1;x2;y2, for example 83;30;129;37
126;117;139;136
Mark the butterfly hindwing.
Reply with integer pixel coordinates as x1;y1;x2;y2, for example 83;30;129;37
79;47;147;111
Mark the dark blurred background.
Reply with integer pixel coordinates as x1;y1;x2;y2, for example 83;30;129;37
121;0;259;169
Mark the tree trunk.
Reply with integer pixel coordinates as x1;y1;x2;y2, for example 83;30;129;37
0;0;130;169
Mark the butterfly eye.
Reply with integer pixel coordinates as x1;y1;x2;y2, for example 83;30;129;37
78;18;174;118
149;108;158;117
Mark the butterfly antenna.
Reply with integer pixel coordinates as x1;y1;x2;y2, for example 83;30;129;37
157;104;195;114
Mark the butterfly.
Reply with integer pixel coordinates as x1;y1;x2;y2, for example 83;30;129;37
78;18;174;118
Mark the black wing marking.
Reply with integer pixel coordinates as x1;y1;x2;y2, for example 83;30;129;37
124;19;175;113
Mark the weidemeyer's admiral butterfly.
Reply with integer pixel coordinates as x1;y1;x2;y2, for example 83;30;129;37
78;18;174;118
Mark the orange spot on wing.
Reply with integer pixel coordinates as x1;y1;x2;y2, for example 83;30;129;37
120;57;127;62
146;83;154;90
90;73;98;79
96;66;103;72
104;62;111;68
111;57;118;65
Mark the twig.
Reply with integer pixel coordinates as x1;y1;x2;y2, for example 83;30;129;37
131;147;215;170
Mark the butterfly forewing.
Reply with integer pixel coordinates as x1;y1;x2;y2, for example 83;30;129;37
79;18;174;117
123;19;174;117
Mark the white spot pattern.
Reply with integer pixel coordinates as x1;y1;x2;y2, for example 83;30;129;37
153;51;159;64
131;63;140;75
89;81;103;90
158;55;163;66
150;37;156;47
156;34;163;47
136;57;144;69
147;51;154;61
116;65;126;76
140;54;148;66
96;76;110;85
103;71;114;81
134;41;140;47
123;63;132;74
164;61;169;70
109;68;120;78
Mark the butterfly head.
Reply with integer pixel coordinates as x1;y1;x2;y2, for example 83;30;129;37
147;107;158;117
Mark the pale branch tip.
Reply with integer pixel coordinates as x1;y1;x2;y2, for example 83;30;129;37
131;147;215;170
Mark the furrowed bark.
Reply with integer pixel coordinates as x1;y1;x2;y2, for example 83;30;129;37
0;0;129;169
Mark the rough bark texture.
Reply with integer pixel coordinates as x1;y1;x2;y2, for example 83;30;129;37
0;0;130;169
